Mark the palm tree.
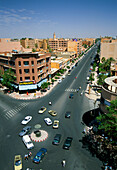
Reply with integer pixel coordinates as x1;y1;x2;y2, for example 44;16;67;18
101;57;106;63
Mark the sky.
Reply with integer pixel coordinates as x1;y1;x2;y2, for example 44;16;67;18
0;0;117;39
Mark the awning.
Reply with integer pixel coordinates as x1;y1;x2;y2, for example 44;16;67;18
19;84;37;91
37;79;47;87
11;84;19;89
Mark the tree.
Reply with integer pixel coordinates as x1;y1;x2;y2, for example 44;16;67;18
2;68;16;89
97;74;107;85
35;43;38;49
41;82;48;90
101;57;106;63
0;69;3;78
89;73;94;83
96;99;117;145
32;48;36;52
84;44;87;48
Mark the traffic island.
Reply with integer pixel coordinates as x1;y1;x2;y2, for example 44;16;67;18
30;130;48;142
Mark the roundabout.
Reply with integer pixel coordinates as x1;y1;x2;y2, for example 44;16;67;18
30;129;48;142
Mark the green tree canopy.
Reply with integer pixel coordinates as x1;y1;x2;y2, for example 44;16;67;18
89;73;94;83
41;82;48;89
35;43;38;48
2;68;16;89
96;99;117;145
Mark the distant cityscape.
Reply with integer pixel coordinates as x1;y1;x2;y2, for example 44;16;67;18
0;34;117;93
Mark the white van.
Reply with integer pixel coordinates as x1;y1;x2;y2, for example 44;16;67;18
22;135;34;149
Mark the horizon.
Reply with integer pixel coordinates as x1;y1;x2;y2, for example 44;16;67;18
0;0;117;39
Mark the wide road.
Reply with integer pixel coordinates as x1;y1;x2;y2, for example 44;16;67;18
0;45;102;170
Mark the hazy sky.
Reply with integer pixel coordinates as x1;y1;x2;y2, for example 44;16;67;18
0;0;117;38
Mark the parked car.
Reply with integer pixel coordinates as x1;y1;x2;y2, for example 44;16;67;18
21;116;32;125
65;111;71;118
69;93;74;99
68;70;71;75
19;126;31;137
33;148;47;164
38;106;46;114
62;75;65;79
22;135;34;149
52;134;61;145
44;117;52;125
48;110;57;116
58;79;62;83
63;137;73;150
14;155;22;170
53;120;59;129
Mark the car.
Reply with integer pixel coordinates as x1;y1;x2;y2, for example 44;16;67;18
19;126;31;137
68;73;71;76
63;137;73;150
69;93;74;99
33;148;47;164
14;155;22;170
38;106;46;114
22;135;34;149
65;111;71;118
62;75;65;79
44;117;52;125
21;116;32;125
48;110;57;116
58;79;62;83
53;120;59;129
52;134;61;145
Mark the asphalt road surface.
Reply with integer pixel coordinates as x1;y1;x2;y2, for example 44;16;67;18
0;45;102;170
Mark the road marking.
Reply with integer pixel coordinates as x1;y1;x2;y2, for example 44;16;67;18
4;102;29;120
65;89;79;92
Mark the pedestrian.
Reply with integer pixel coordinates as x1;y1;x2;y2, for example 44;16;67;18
28;152;32;157
24;154;28;160
62;160;66;167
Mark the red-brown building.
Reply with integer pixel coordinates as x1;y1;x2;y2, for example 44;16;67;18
0;52;51;91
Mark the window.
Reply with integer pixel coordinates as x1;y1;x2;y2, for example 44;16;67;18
20;77;22;81
25;77;30;81
31;61;34;65
19;69;22;74
19;61;21;66
24;69;29;73
32;76;35;80
23;61;29;66
32;69;34;73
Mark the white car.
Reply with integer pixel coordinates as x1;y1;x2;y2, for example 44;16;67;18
44;117;52;126
21;116;32;125
22;135;34;149
58;79;62;83
62;75;65;79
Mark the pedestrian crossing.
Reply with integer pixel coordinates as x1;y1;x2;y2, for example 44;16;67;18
4;102;29;120
65;89;78;92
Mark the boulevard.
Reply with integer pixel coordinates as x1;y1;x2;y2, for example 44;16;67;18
0;46;102;170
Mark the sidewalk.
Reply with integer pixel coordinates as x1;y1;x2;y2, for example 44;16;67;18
85;67;101;101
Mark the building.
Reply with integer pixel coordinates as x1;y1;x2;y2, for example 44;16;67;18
0;38;32;54
100;76;117;114
20;38;47;51
0;52;51;92
48;33;78;54
100;38;117;61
